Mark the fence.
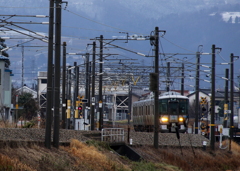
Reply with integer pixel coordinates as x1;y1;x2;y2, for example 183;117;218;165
101;128;124;143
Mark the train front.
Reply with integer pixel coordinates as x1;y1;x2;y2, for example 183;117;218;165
159;94;189;133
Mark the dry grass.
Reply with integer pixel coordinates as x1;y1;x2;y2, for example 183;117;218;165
0;119;240;171
0;152;37;171
133;141;240;171
62;139;131;171
0;139;239;171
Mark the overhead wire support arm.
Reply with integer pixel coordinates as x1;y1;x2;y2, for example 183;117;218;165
3;26;48;43
0;14;49;18
2;21;49;38
2;21;49;24
102;41;148;57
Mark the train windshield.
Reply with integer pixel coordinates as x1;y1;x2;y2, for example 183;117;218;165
159;98;188;114
159;99;168;113
179;99;188;114
169;101;178;115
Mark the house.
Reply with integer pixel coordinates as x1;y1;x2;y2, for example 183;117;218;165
0;56;13;121
16;85;38;99
187;89;240;126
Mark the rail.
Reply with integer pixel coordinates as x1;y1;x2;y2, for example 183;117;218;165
101;128;124;143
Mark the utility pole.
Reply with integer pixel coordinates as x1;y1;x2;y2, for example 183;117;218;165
73;62;79;129
128;81;132;143
238;75;240;112
166;62;170;92
210;44;216;151
229;53;234;152
21;45;24;92
53;0;62;148
66;66;72;129
153;27;159;149
62;42;67;129
45;0;54;149
88;57;92;122
99;35;103;130
84;53;90;127
195;52;200;134
91;42;96;130
223;69;229;128
181;62;184;96
210;44;221;151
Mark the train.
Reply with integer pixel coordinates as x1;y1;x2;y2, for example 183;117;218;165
132;91;189;133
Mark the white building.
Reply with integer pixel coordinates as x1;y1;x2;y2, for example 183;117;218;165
37;71;48;111
16;85;37;99
0;56;13;121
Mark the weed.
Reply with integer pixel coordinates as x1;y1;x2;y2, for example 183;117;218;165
22;120;35;128
86;139;112;151
0;153;36;171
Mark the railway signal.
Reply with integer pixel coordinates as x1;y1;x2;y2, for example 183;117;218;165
200;97;208;136
78;103;83;118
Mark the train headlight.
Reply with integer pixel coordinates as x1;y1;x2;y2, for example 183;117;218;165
161;117;168;122
179;117;184;122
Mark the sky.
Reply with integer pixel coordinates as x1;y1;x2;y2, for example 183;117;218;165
0;0;240;91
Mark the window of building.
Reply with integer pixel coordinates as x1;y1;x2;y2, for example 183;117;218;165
41;79;47;84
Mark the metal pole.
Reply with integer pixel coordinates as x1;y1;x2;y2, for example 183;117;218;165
223;69;229;128
91;42;96;130
84;53;90;126
181;62;184;96
73;62;79;129
88;58;91;120
62;42;67;129
99;35;103;130
45;0;54;149
229;53;234;152
21;45;24;93
210;44;216;151
66;66;71;129
167;62;170;92
128;82;132;143
53;0;62;148
195;52;200;134
154;27;159;149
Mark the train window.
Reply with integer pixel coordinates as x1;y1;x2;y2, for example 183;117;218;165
169;102;178;115
179;100;188;114
133;107;136;116
159;99;168;113
160;103;167;113
150;105;153;115
179;106;186;113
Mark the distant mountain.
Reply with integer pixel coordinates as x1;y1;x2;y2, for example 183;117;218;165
1;0;240;89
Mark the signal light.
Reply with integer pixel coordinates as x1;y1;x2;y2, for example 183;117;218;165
78;106;82;111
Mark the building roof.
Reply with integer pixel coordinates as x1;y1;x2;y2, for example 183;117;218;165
187;89;239;98
16;86;37;99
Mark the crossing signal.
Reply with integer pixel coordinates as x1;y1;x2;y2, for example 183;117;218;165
78;105;83;118
78;106;82;111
